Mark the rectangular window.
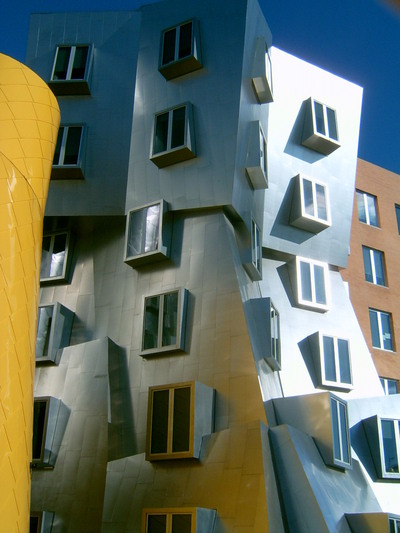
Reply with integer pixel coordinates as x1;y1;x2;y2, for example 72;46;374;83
380;377;398;395
251;38;273;103
369;308;394;351
32;399;49;465
356;190;379;227
380;419;400;477
150;103;195;168
294;257;329;311
330;396;351;467
322;335;352;388
245;121;268;190
251;219;262;276
36;303;74;364
143;508;216;533
40;231;71;284
52;125;85;179
30;512;55;533
49;44;92;95
362;246;386;286
270;302;281;370
395;204;400;235
301;97;340;155
141;288;187;356
159;19;202;80
290;174;331;232
390;517;400;532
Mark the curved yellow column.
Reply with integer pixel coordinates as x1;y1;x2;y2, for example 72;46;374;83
0;54;60;532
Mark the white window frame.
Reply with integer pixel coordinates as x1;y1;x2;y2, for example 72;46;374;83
311;99;339;142
299;175;331;225
369;308;394;351
294;256;330;312
269;301;281;370
40;230;71;284
330;395;351;468
356;190;379;227
51;44;91;82
290;174;331;232
380;377;398;395
379;418;400;479
320;334;352;389
251;38;273;103
301;97;340;155
362;246;386;286
251;218;262;276
389;516;400;531
53;125;84;168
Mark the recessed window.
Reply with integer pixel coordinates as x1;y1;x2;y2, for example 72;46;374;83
30;512;55;533
150;103;196;168
395;205;400;235
141;288;188;356
331;395;351;467
390;516;400;531
291;256;329;312
362;246;386;286
244;218;262;281
52;125;85;179
159;19;202;80
49;44;92;95
267;300;281;371
290;174;331;232
146;381;214;461
380;377;398;395
40;231;71;285
301;97;340;155
124;201;171;267
369;308;394;351
245;122;268;190
356;190;379;227
251;38;273;103
308;332;352;390
143;508;216;533
381;419;400;478
36;303;74;364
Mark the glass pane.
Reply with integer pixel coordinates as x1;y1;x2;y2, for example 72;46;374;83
171;107;186;149
338;339;351;384
326;107;338;140
315;183;327;221
388;380;398;395
162;292;178;347
259;129;267;176
271;306;280;361
53;127;64;165
314;265;326;305
373;249;385;286
366;194;378;227
331;399;341;461
71;46;88;79
356;191;367;223
381;312;393;351
252;221;261;272
145;204;161;253
147;514;167;533
172;514;192;533
314;101;325;135
162;27;176;65
50;233;67;277
127;209;147;257
362;247;373;283
389;519;396;533
395;205;400;235
150;390;169;454
36;306;54;357
369;310;380;348
32;400;47;460
178;22;192;59
322;336;336;382
381;419;399;473
300;261;312;302
339;402;349;464
30;516;40;533
40;236;52;278
144;296;160;350
53;47;71;80
63;127;82;165
154;112;169;154
172;387;191;453
302;179;314;217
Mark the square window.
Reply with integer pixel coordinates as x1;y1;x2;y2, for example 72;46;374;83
369;308;394;351
49;44;92;95
290;174;331;232
146;382;214;461
124;201;171;267
380;377;398;395
245;121;268;189
362;246;386;286
290;256;329;312
141;288;188;356
330;395;351;467
52;125;85;179
159;19;202;80
301;97;340;155
40;231;71;285
356;190;379;227
36;303;74;364
150;103;196;168
251;38;273;104
308;332;352;391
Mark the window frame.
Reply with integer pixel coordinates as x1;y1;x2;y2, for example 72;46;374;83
245;121;268;190
362;246;386;286
293;256;330;312
390;516;400;532
251;218;262;277
268;300;281;371
40;230;71;285
356;190;379;227
395;204;400;235
36;302;74;364
330;395;351;468
290;174;331;232
369;308;394;352
251;37;273;104
380;377;398;395
52;124;85;179
301;97;340;155
319;333;352;390
379;418;400;479
49;44;93;95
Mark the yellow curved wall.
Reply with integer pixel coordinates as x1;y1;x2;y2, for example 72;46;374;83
0;54;60;532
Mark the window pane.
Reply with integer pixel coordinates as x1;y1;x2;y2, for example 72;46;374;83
171;107;186;149
154;112;169;154
331;399;341;461
162;28;176;65
172;387;191;453
71;46;88;79
271;306;280;361
259;129;267;176
323;336;336;382
41;236;52;278
30;516;40;533
388;380;398;395
172;514;192;533
178;22;192;60
356;191;367;223
339;402;349;464
300;261;312;302
63;127;82;165
315;183;327;221
373;250;385;286
366;194;378;226
50;233;67;277
162;292;178;347
381;312;393;351
144;296;160;350
381;419;399;473
314;265;326;305
338;339;351;384
36;306;53;357
314;101;325;135
302;179;314;217
145;204;160;253
53;127;64;165
396;205;400;235
53;47;71;80
369;310;380;348
362;247;373;283
326;107;338;140
127;209;147;256
32;401;47;460
150;390;169;454
147;514;167;533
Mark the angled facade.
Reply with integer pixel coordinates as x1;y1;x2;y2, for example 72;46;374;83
23;0;400;531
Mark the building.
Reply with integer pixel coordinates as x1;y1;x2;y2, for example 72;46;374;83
24;0;400;530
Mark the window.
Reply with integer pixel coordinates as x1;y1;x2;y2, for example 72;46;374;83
369;308;394;351
268;300;281;370
146;382;214;461
143;508;216;533
141;288;188;356
308;332;352;390
159;19;202;80
36;303;74;364
356;190;379;227
330;396;351;467
30;512;55;533
390;516;400;532
395;204;400;234
248;297;281;371
301;97;340;155
291;256;329;312
251;38;273;103
362;246;386;286
243;218;262;281
52;125;85;179
380;377;398;395
245;122;268;190
49;44;92;95
150;103;196;168
380;419;400;478
290;174;331;232
40;231;71;284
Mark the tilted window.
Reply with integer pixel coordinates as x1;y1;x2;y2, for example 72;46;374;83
141;288;188;356
395;204;400;235
36;303;74;364
363;415;400;480
40;231;71;285
30;512;55;533
380;377;398;395
356;190;379;227
49;44;92;95
243;218;262;281
369;308;394;351
308;332;352;390
52;125;85;179
331;395;351;468
245;121;268;190
301;97;340;155
150;103;196;168
290;256;329;312
362;246;386;286
146;381;214;461
251;37;273;104
143;508;216;533
290;174;331;232
159;19;202;80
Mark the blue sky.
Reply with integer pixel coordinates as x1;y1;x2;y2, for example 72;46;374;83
1;0;399;173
